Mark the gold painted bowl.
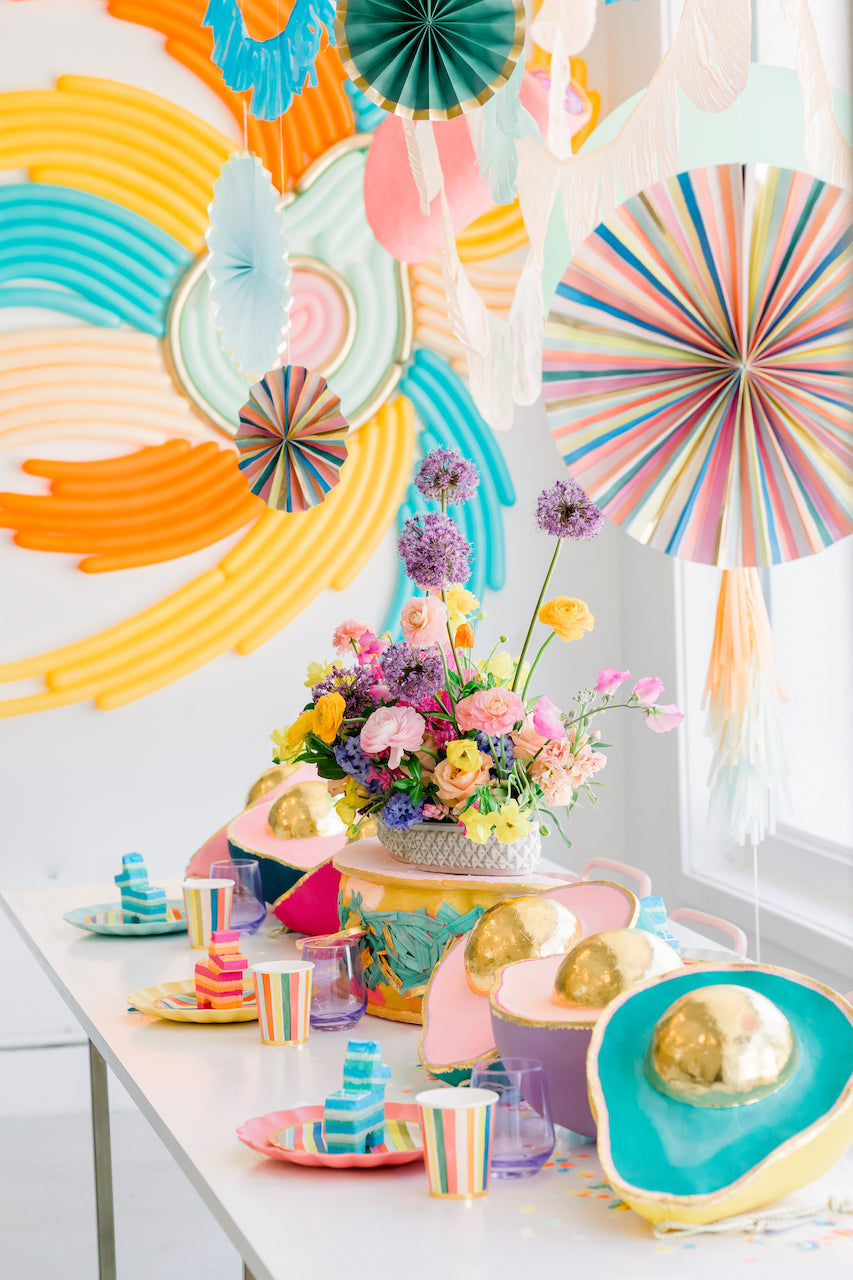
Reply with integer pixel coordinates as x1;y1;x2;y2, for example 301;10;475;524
587;964;853;1226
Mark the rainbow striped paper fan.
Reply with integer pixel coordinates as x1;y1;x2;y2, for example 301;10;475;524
543;164;853;567
236;364;349;513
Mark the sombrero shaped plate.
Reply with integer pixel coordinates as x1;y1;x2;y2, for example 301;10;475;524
128;980;258;1024
228;796;348;903
419;880;638;1082
64;901;186;937
238;1102;424;1168
588;964;853;1226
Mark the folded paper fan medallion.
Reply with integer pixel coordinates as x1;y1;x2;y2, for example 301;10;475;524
543;163;853;567
236;365;349;512
205;152;292;381
335;0;525;120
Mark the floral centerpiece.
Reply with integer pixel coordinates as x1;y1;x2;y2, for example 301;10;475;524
272;449;682;874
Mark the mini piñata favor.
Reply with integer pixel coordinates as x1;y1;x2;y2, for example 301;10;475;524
115;853;167;923
323;1038;391;1154
194;929;249;1009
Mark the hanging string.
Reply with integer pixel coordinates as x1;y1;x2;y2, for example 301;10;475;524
275;0;289;366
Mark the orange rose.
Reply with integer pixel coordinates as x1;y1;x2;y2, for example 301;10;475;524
537;597;594;641
432;751;492;808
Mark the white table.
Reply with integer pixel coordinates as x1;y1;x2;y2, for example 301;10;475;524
3;881;852;1280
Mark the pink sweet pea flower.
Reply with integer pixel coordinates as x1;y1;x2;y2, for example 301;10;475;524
644;704;684;733
532;695;566;740
360;705;426;769
332;619;370;657
456;687;525;736
632;676;665;706
356;630;390;666
400;596;448;647
595;668;631;696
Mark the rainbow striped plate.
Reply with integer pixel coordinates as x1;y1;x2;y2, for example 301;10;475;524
238;1102;424;1168
128;980;258;1024
64;901;187;937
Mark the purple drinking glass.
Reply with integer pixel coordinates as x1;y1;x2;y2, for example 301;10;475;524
209;859;266;935
470;1057;555;1179
301;934;367;1031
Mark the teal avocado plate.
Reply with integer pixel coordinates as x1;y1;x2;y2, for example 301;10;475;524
64;901;187;937
588;964;853;1205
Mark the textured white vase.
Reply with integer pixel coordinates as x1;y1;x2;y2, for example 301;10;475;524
377;816;542;876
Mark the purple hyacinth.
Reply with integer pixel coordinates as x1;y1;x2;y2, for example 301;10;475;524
415;448;479;506
397;511;472;590
381;792;426;830
380;641;444;705
476;732;515;770
333;735;374;786
536;478;603;540
312;664;374;719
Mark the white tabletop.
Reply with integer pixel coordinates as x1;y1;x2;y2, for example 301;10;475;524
3;881;852;1280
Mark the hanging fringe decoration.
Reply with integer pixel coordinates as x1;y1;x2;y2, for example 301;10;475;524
703;570;786;847
401;120;444;217
203;0;336;121
472;57;541;205
779;0;853;189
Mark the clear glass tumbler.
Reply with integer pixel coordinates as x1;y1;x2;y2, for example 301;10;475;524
301;934;367;1031
210;858;266;935
470;1057;555;1179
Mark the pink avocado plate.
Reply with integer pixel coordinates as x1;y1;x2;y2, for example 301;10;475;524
237;1102;424;1168
419;880;638;1079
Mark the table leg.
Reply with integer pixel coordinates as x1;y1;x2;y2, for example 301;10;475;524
89;1039;117;1280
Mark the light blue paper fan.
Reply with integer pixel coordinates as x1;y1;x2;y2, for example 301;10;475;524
203;0;336;121
205;152;292;380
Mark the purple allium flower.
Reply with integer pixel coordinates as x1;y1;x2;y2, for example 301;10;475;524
380;641;444;705
536;478;603;540
415;448;479;506
397;512;472;590
333;735;374;786
312;664;374;719
476;732;515;770
381;793;426;830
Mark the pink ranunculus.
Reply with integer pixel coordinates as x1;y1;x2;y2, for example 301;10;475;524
532;695;566;741
511;714;550;761
632;676;665;706
360;705;426;769
400;596;448;647
332;619;370;657
370;681;393;704
595;668;631;696
456;687;525;736
644;704;684;734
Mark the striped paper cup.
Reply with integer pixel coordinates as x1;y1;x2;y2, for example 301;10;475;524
416;1087;498;1199
252;961;314;1045
181;879;233;949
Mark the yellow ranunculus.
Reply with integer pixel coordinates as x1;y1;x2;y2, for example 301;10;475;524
271;710;314;762
538;597;594;642
445;584;480;629
459;805;496;844
476;651;515;684
312;691;345;743
304;659;335;689
445;738;483;772
492;800;535;844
